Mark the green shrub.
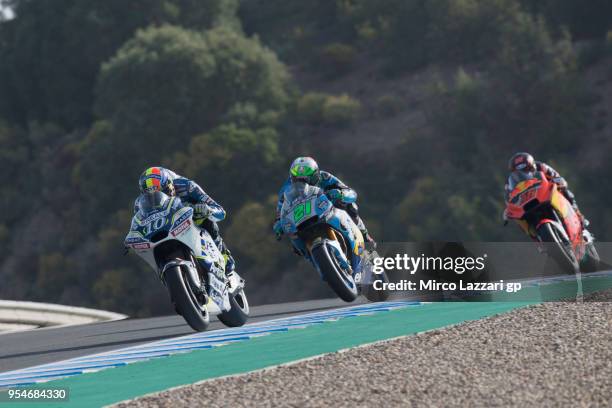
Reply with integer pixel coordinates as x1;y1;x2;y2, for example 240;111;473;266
296;92;328;124
296;92;362;126
96;25;289;148
93;268;145;314
172;124;281;209
0;0;239;128
318;42;357;76
81;25;290;217
426;0;522;63
343;0;525;73
37;253;77;297
606;30;612;53
226;201;283;275
519;0;612;40
374;94;404;117
322;94;362;126
356;21;378;43
427;13;587;171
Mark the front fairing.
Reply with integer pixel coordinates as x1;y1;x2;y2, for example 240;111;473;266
507;172;584;254
506;171;545;220
125;193;231;314
125;193;191;266
280;183;333;236
129;192;184;241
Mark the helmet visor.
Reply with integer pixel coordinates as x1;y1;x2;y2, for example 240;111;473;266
139;191;169;214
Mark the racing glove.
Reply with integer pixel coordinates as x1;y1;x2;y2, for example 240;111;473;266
326;189;343;203
193;203;211;218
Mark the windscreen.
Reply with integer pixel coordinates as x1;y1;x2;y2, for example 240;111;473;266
507;170;536;191
138;191;170;215
283;182;320;205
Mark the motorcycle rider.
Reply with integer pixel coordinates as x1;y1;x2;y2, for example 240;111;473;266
504;152;589;227
273;156;376;247
135;166;236;273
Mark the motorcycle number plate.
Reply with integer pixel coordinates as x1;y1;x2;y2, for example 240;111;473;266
292;199;315;224
519;188;537;205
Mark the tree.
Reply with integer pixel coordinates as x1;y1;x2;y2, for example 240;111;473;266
95;25;289;152
519;0;612;40
0;0;239;128
0;120;31;225
77;25;290;218
172;124;282;211
226;199;286;277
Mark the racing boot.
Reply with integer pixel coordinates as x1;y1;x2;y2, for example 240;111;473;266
563;189;589;228
223;248;236;274
354;215;377;250
574;205;590;228
215;237;236;274
346;203;377;249
201;219;236;274
361;227;377;250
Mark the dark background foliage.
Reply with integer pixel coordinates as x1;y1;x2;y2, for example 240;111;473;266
0;0;611;316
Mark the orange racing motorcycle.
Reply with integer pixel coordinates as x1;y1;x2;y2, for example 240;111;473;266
505;171;599;273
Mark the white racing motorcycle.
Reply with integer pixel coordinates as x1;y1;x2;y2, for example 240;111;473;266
124;191;249;332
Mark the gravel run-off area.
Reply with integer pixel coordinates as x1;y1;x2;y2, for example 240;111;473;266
115;291;612;408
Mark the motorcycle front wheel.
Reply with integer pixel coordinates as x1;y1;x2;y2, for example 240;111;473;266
537;223;579;275
165;266;210;332
312;243;358;302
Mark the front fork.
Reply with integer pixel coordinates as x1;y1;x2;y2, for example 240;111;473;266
303;229;352;275
161;259;202;289
161;259;208;305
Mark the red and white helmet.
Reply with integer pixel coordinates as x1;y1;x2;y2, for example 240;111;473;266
508;152;536;172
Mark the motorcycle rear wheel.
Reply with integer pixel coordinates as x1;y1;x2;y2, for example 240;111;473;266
361;270;391;302
580;242;600;273
218;290;249;327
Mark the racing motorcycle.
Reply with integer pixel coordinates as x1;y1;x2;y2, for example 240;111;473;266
124;191;249;332
505;171;599;274
279;182;389;302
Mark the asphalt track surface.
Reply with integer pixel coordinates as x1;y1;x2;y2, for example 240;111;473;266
0;298;364;373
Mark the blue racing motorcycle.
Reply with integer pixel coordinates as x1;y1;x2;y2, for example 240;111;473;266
280;182;388;302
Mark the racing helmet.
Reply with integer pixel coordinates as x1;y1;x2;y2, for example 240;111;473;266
508;152;536;173
289;157;320;185
139;167;175;196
